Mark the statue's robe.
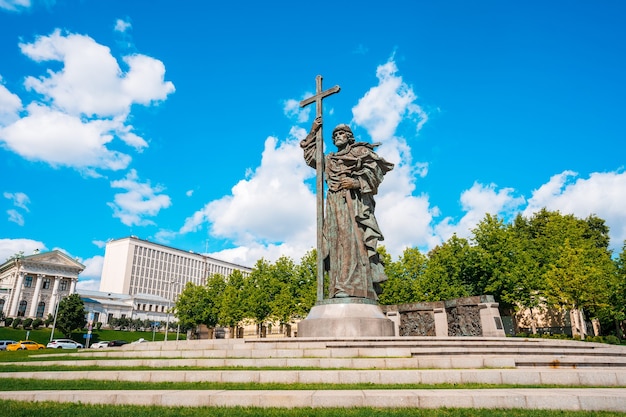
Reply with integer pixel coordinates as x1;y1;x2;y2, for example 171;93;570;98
302;138;394;299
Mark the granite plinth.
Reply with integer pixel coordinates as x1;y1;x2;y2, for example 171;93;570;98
297;299;395;337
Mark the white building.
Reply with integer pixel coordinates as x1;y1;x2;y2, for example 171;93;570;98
0;250;82;319
80;290;173;327
100;236;252;300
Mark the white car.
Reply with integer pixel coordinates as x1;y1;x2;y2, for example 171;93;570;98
90;341;110;348
0;340;16;351
47;339;83;349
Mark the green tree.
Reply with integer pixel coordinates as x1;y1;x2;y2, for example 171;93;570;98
419;235;474;302
379;247;425;305
56;293;87;337
219;270;246;333
268;255;298;327
174;282;218;329
294;249;318;315
242;259;274;332
544;239;616;337
205;273;227;325
511;209;617;334
472;213;541;312
611;241;626;337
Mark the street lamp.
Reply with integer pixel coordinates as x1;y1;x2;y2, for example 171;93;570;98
164;280;175;342
49;293;63;342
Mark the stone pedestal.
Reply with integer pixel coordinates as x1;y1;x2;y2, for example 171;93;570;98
433;307;449;337
478;302;506;337
297;298;395;338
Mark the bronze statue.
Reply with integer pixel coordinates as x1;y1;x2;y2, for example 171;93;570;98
301;117;394;300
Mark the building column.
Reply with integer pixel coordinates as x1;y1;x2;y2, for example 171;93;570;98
28;274;44;317
69;278;76;294
9;272;25;316
478;302;506;337
47;277;61;316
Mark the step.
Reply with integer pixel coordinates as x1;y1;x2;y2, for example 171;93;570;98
1;368;626;386
1;388;625;411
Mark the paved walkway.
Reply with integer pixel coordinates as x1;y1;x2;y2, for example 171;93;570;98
1;388;626;410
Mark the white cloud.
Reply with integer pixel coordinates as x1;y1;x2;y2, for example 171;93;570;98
114;18;132;33
1;104;132;170
92;240;107;249
108;169;172;226
182;133;315;250
523;170;626;251
81;255;103;276
0;0;31;12
4;192;30;225
0;78;22;125
0;29;173;173
0;238;45;262
20;30;174;117
352;58;428;142
4;191;30;210
283;98;310;123
435;182;525;242
7;209;25;226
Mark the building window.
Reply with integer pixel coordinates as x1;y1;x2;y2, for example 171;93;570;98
0;299;5;314
42;278;51;289
24;276;33;288
17;300;27;317
36;302;45;318
59;280;68;291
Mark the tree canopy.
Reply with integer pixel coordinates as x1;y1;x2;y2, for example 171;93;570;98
56;293;87;337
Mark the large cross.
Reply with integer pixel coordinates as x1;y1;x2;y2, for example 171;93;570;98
300;75;340;302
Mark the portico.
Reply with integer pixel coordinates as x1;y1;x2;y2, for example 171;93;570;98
0;250;83;319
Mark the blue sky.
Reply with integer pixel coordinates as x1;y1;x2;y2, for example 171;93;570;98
1;0;625;291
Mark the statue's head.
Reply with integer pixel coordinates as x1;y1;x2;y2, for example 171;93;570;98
332;124;355;147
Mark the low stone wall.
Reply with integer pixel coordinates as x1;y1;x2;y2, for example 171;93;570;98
381;295;505;337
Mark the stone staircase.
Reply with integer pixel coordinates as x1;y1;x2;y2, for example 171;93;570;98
2;336;626;411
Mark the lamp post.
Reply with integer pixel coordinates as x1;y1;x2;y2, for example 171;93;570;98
49;294;62;342
164;280;175;342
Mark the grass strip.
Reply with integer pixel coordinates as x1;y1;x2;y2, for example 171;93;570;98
1;400;624;416
0;378;610;391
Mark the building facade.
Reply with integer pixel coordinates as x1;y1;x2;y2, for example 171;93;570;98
0;250;82;319
80;290;174;327
100;236;252;300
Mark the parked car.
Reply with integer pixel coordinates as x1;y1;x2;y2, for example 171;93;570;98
90;341;110;349
107;340;128;347
0;340;17;351
47;339;84;349
6;340;46;351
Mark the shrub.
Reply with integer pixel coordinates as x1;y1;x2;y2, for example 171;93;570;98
12;317;22;329
96;322;102;330
4;317;13;327
32;318;43;329
22;318;33;329
605;335;620;345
